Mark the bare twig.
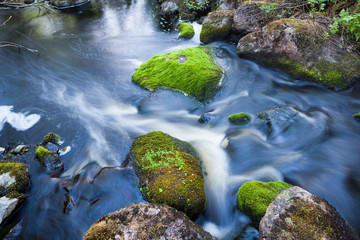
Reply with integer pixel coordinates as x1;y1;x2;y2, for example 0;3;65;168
0;16;12;26
0;41;38;53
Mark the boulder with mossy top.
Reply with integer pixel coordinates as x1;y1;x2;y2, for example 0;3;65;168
126;131;206;220
237;181;292;223
132;46;223;103
177;22;195;39
83;202;217;240
354;112;360;121
35;146;64;176
200;10;235;44
259;186;359;239
42;132;63;145
0;162;30;224
237;18;360;89
228;112;251;125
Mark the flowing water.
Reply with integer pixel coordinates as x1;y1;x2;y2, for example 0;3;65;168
0;0;360;239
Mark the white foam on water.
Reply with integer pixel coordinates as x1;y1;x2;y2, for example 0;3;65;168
0;105;40;131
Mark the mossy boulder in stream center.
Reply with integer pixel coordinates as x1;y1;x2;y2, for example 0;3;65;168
237;181;292;223
132;46;223;103
126;131;206;220
228;112;251;125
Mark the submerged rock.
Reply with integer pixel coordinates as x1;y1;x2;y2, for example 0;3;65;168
177;22;195;39
132;46;223;103
237;181;292;223
200;10;235;44
228;112;251;125
83;202;217;240
126;131;206;220
257;106;298;133
259;186;359;239
237;18;360;88
35;146;64;176
0;162;30;224
198;111;215;123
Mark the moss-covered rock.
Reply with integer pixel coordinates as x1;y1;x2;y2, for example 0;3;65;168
126;131;206;220
259;186;359;239
237;181;292;223
35;146;64;176
83;202;217;240
228;112;251;125
178;22;195;39
49;0;89;8
200;10;235;44
132;46;223;103
0;162;30;198
237;18;360;88
42;132;63;145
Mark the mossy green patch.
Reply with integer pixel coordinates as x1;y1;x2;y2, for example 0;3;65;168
178;22;195;39
354;112;360;120
228;112;251;125
127;131;206;220
132;46;223;103
35;146;51;164
237;181;292;223
0;162;30;198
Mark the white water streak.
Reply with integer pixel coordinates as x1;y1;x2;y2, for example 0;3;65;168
0;105;40;131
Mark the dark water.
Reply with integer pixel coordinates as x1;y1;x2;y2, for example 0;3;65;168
0;0;360;239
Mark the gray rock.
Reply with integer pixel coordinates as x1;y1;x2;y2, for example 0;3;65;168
259;186;359;240
161;0;180;15
42;153;64;176
200;10;235;44
0;172;16;190
0;147;4;154
0;197;19;223
257;106;298;134
232;2;267;35
83;202;217;240
11;145;27;155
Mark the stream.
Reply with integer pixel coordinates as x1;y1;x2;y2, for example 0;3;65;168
0;0;360;239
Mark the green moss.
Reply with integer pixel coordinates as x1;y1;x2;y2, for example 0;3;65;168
35;146;51;164
228;112;251;125
43;132;63;145
6;191;27;200
0;162;30;197
128;131;206;219
132;46;224;103
83;220;116;240
354;112;360;120
178;22;195;39
237;181;292;222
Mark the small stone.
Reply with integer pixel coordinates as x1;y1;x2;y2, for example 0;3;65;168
59;146;71;156
0;147;5;154
12;145;27;154
228;112;251;125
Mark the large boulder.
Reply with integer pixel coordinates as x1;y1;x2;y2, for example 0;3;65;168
237;18;360;88
200;10;235;44
259;186;359;239
237;181;292;223
132;46;223;103
0;162;30;224
83;202;217;240
126;131;206;220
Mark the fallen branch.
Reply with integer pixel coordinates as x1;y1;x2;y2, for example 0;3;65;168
0;41;38;53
